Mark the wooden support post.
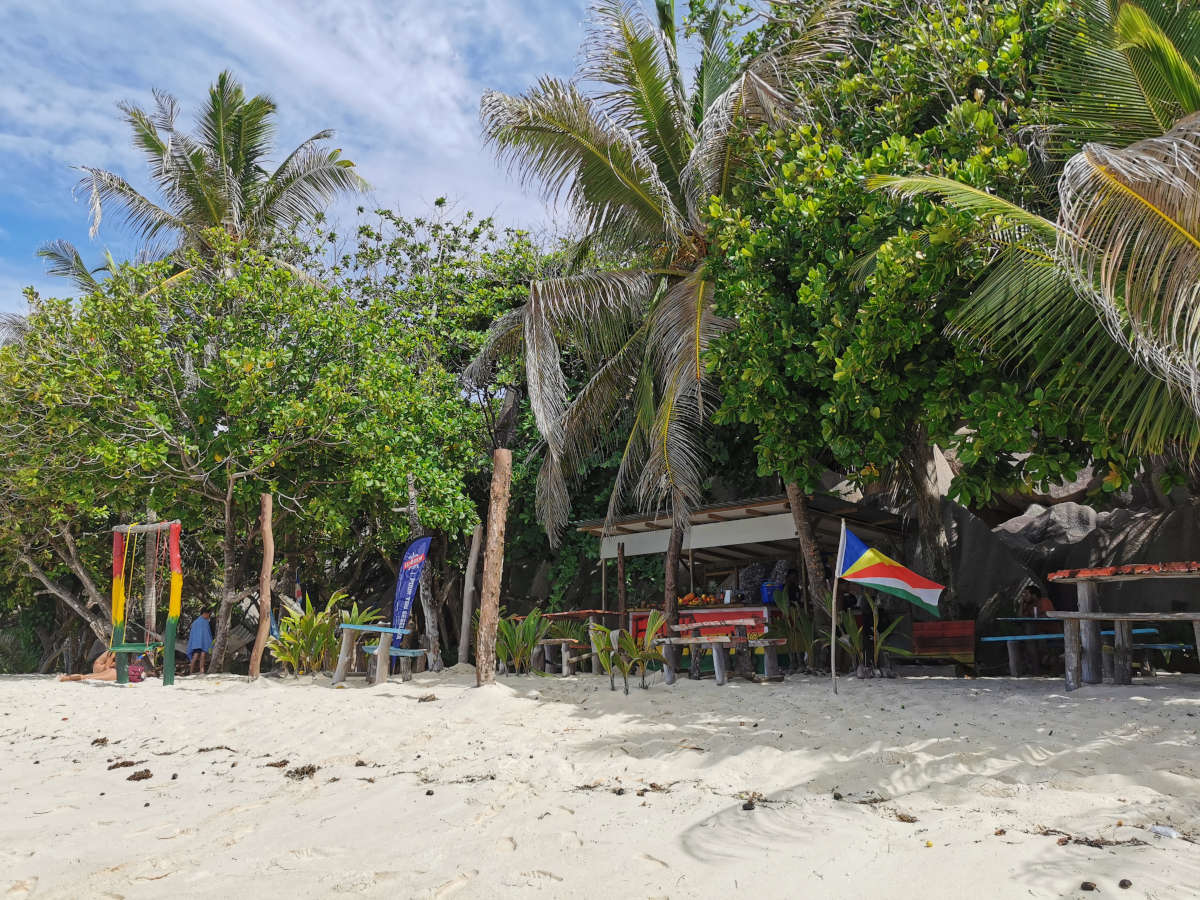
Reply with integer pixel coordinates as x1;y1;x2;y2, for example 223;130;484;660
1064;619;1082;691
249;493;274;679
1114;621;1133;685
111;531;129;685
763;645;780;679
332;630;355;686
713;645;729;686
1101;639;1115;684
476;448;511;686
561;645;574;677
459;523;483;665
663;644;677;685
688;549;695;595
1007;641;1023;678
400;656;413;682
734;625;753;679
617;542;627;619
688;642;703;679
601;557;607;612
588;615;601;675
1077;582;1102;684
372;631;390;686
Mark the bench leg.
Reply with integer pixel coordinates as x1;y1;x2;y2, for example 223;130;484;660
1006;642;1023;678
1063;620;1082;691
333;631;355;686
1113;622;1132;685
688;644;703;679
400;656;413;682
589;616;601;675
562;646;574;677
764;646;780;679
734;627;753;679
712;646;728;686
663;647;676;685
373;643;390;686
532;645;544;675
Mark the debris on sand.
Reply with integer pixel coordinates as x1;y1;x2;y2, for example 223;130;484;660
107;760;138;770
127;769;152;782
285;764;317;780
265;759;289;768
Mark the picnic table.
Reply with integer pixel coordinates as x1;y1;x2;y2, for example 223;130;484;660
331;624;423;686
1048;563;1200;690
983;619;1159;676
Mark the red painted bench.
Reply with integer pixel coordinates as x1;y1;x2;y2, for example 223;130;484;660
911;620;975;669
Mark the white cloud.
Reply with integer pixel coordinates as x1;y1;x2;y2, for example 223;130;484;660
0;0;591;311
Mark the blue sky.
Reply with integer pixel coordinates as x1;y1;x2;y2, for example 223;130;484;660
0;0;597;312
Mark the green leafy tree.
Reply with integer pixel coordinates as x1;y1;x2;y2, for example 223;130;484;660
0;235;479;670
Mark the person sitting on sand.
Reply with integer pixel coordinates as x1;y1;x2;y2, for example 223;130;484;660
59;650;117;682
187;610;213;674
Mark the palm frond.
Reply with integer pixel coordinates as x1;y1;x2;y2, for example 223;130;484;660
1041;0;1200;149
74;166;183;241
481;78;686;251
463;307;526;388
1057;111;1200;412
583;0;692;201
36;239;104;294
256;143;366;235
868;175;1060;237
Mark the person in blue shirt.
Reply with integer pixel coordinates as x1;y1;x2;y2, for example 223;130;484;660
187;610;214;674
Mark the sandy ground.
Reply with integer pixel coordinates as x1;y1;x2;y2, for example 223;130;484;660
2;667;1199;900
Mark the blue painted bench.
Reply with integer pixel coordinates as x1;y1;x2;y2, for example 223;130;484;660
983;628;1158;676
332;624;423;686
1131;642;1194;678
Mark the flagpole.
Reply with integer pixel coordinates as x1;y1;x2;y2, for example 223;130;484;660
831;518;847;695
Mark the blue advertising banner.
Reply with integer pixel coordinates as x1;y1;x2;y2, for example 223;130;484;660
391;536;432;646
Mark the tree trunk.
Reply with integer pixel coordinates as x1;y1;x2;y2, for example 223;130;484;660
907;437;953;612
785;481;829;611
476;448;512;686
459;522;483;664
209;497;238;673
407;474;442;671
664;521;684;627
249;493;274;679
143;511;158;639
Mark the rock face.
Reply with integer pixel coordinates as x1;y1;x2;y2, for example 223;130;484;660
952;499;1200;616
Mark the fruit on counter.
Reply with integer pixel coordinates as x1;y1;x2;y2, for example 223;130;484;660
678;593;719;607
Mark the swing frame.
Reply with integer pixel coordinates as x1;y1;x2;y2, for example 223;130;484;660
111;521;183;685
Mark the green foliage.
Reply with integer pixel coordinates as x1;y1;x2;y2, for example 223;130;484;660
866;597;911;667
588;613;666;694
708;0;1127;516
268;594;339;675
772;590;825;671
495;610;551;674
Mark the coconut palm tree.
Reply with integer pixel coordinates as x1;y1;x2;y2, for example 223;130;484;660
871;0;1200;459
41;70;366;291
469;0;855;621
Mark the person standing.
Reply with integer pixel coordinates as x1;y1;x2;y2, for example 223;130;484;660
187;610;214;674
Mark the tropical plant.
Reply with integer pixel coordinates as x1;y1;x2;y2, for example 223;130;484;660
629;609;668;688
835;609;864;672
588;614;666;693
773;590;823;672
495;609;552;674
42;69;365;291
470;0;855;567
268;594;340;675
864;597;910;672
589;621;622;691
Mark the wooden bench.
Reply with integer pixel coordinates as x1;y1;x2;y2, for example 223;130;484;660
982;628;1158;676
534;638;588;676
1047;611;1200;690
911;620;975;671
656;618;785;686
332;624;424;686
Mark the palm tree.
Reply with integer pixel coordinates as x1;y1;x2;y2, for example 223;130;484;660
871;0;1200;460
41;70;366;291
469;0;854;623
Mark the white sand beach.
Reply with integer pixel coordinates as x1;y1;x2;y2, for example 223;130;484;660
2;669;1198;899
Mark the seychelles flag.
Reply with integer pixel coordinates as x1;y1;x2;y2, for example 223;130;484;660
836;522;943;617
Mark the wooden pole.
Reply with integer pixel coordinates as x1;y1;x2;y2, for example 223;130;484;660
476;448;512;686
617;542;627;619
249;493;274;679
111;531;128;684
1077;581;1102;684
601;556;607;612
1064;619;1082;691
830;576;840;695
459;523;483;665
162;523;183;685
688;548;695;594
